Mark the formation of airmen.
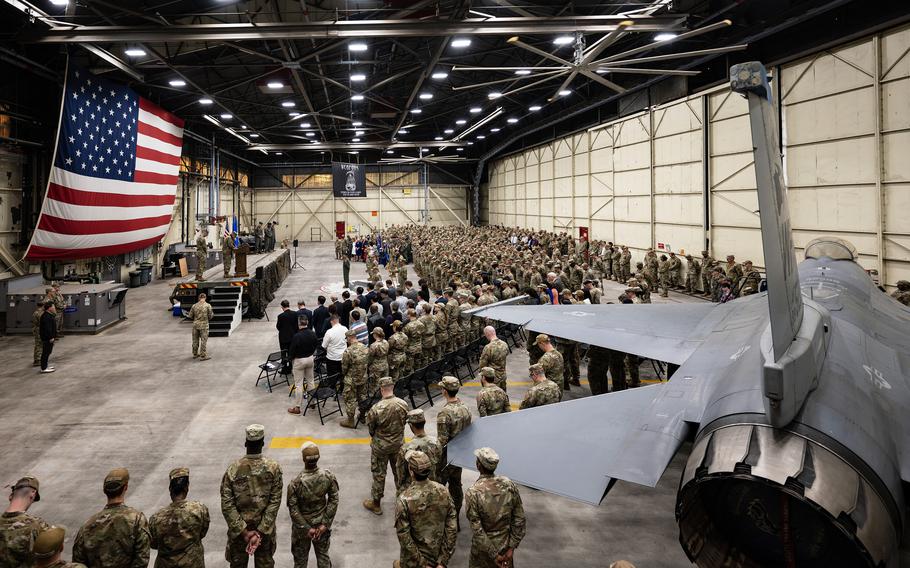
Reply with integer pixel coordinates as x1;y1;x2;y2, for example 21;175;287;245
1;419;528;568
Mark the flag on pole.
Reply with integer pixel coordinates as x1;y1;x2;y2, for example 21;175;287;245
25;62;184;260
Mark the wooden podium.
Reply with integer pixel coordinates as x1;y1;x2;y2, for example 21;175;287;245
233;243;250;277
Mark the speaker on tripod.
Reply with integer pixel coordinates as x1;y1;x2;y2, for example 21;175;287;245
291;239;305;270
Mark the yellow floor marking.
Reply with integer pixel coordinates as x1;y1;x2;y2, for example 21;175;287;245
271;436;415;449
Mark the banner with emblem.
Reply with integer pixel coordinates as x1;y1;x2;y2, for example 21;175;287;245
332;162;366;198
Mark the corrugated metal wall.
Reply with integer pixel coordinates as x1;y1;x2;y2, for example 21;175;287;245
485;24;910;290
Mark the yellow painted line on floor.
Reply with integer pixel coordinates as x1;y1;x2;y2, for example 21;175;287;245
271;436;415;449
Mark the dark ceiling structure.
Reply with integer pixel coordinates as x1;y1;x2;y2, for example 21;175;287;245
2;0;910;182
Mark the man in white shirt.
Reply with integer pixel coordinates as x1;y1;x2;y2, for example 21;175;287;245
321;313;347;378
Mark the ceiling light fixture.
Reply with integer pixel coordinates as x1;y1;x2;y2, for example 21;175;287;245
507;117;519;124
49;0;68;5
467;141;474;145
435;136;443;140
450;38;472;48
457;147;464;151
355;130;365;136
306;132;315;137
419;93;433;100
553;35;575;46
490;128;500;132
410;109;422;114
529;105;542;111
124;48;146;57
352;138;361;142
350;73;366;81
488;92;502;99
470;107;482;114
352;121;363;127
455;119;467;125
351;94;365;101
655;33;678;41
514;69;531;75
168;79;186;87
559;90;571;96
349;42;368;52
250;133;259;138
431;71;449;79
300;122;311;128
220;113;232;119
281;101;295;107
444;129;454;134
267;81;284;89
198;98;213;105
477;135;486;139
398;129;409;135
289;111;300;116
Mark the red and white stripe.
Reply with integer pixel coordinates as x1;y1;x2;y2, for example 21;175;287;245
27;98;184;260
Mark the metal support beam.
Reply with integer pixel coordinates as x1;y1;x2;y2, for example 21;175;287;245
249;141;463;151
80;44;145;81
380;189;419;225
429;187;468;227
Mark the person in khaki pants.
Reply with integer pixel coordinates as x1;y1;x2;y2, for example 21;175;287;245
189;293;213;360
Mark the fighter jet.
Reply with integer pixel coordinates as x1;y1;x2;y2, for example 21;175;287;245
448;62;910;567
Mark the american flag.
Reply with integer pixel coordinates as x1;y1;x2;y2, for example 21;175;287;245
25;64;184;260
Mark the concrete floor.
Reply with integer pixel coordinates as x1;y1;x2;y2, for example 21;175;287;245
0;242;697;567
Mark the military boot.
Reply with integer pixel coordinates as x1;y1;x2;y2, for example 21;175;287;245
362;498;383;515
339;417;355;429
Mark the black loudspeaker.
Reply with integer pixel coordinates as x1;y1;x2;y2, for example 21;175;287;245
255;266;264;280
293;239;299;248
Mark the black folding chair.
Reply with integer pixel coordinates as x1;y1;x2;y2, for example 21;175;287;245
447;345;471;382
303;372;343;425
354;387;382;429
257;351;290;393
422;360;445;406
406;365;434;409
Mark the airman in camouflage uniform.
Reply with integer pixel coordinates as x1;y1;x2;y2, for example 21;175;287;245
402;311;425;372
667;252;682;289
33;526;86;568
396;409;442;490
436;376;473;522
340;331;370;428
0;476;49;567
387;321;409;380
220;424;283;568
520;364;562;409
418;304;437;364
700;251;715;297
620;246;632;283
287;442;338;568
368;328;390;391
341;256;350;290
740;260;762;296
458;294;474;344
223;231;237;278
725;255;743;289
51;283;66;337
685;254;701;294
476;367;511;417
397;258;407;287
195;230;208;281
32;304;45;366
149;467;210;568
893;280;910;306
535;335;564;388
73;468;151;568
610;247;623;281
364;377;409;515
465;448;526;568
189;292;213;360
443;290;462;349
433;304;448;358
393;451;457;568
478;326;509;391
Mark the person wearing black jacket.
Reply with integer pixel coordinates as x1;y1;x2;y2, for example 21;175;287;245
39;301;57;373
276;300;299;372
340;291;353;327
287;317;318;415
312;296;330;337
296;300;313;330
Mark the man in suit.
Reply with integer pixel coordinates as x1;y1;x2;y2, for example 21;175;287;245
38;301;57;373
297;300;313;330
340;291;353;327
312;296;330;338
277;299;299;373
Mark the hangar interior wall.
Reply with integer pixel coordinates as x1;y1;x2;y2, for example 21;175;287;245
485;24;910;289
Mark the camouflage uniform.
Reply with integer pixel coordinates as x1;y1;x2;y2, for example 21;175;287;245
188;299;213;358
701;252;715;296
667;254;682;289
396;434;442;490
402;319;425;372
195;234;207;280
32;306;44;366
418;312;437;364
685;256;702;294
221;441;283;568
445;298;462;349
367;339;390;390
465;464;526;568
287;467;338;568
366;394;409;502
0;510;50;567
436;395;473;517
478;338;509;391
342;257;350;289
519;379;561;409
394;479;457;568
476;383;511;417
149;500;210;568
586;345;612;396
657;258;670;297
620;248;632;282
559;340;580;387
341;340;369;420
223;235;236;278
387;330;409;380
610;249;622;281
51;288;66;336
73;504;151;568
538;349;564;387
433;309;448;358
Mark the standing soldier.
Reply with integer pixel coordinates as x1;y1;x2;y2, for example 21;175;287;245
393;451;457;568
436;376;473;525
418;304;437;364
478;326;509;392
254;222;264;253
363;377;409;515
189;292;213;361
725;254;743;290
620;245;632;282
657;254;670;298
220;424;283;568
402;310;425;373
586;346;611;396
700;251;715;297
476;367;511;417
433;304;448;358
51;283;66;338
340;330;370;428
149;467;210;568
397;256;407;287
519;364;562;409
740;260;762;296
342;256;351;290
396;410;441;490
535;335;564;389
223;231;237;278
32;303;45;366
387;321;409;380
443;289;461;350
195;229;208;281
287;442;339;568
611;247;623;282
32;526;85;568
368;328;390;391
465;448;526;568
685;254;701;294
0;476;49;567
668;252;682;289
73;468;151;567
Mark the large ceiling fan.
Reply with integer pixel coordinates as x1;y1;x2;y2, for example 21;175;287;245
451;19;746;102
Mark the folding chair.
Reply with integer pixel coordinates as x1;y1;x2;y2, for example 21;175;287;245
303;373;343;425
406;365;434;409
257;352;290;393
354;387;382;429
448;345;471;382
422;360;445;406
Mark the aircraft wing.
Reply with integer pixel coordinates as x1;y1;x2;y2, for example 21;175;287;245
472;303;718;365
447;382;694;505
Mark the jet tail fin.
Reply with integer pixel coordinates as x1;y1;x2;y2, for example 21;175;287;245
731;62;829;427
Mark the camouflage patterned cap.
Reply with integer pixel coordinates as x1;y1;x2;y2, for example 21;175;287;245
534;333;550;345
479;366;496;378
529;363;544;375
406;409;426;424
12;475;40;501
438;376;461;392
378;376;395;388
103;468;130;492
404;450;432;474
169;467;189;480
33;526;65;559
443;287;454;294
345;329;357;338
474;447;500;471
246;423;265;442
609;562;636;568
301;441;320;463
